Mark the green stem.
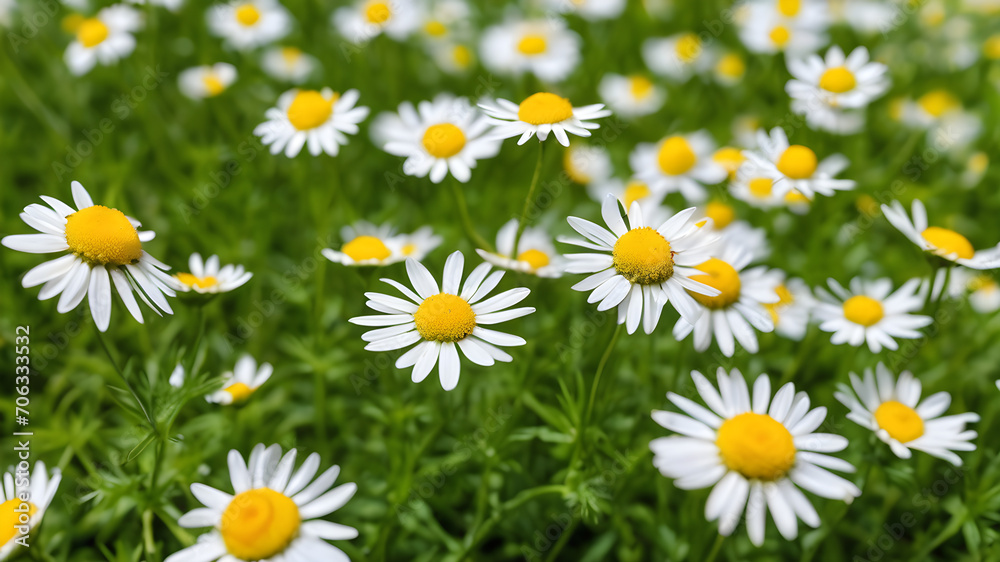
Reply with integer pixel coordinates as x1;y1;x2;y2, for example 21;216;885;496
142;508;157;561
449;179;494;252
582;323;624;431
458;485;568;559
705;534;725;562
513;142;545;256
543;517;578;562
95;326;154;428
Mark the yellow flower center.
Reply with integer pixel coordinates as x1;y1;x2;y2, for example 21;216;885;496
969;275;997;292
235;4;260;26
517;34;548;56
703;202;735;229
623;181;651;208
776;145;818;179
342;236;391;262
748;177;774;198
675;33;701;63
874;400;925;443
764;284;794;324
286;90;336;131
365;1;392;24
62;13;85;33
629;75;654;99
967;152;988;174
223;382;255;403
65;205;143;266
517;93;574;125
175;273;219;290
657;136;697;176
452;45;472;67
842;295;884;326
856;194;879;217
922;226;974;260
402;243;417;256
785;190;810;204
819;66;857;93
422;123;466;159
917;90;958;118
688;258;742;309
612;227;674;285
778;0;801;16
414;293;476;342
517;249;550;270
769;25;791;47
985;34;1000;60
281;47;302;64
712;147;745;178
221;488;301;560
716;412;796;481
715;53;746;79
1;500;37;546
77;18;109;48
202;74;226;96
424;20;447;37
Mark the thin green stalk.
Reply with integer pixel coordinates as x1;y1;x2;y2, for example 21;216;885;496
705;534;725;562
543;517;579;562
513;142;545;256
95;326;154;428
449;179;494;252
582;323;624;431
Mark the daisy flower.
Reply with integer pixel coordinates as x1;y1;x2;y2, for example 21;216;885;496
178;63;238;100
586;177;667;217
729;162;786;209
206;354;273;404
651;368;860;546
961;272;1000;313
738;0;830;56
332;0;420;44
743;127;855;199
711;146;747;181
476;219;565;278
64;4;142;76
430;42;475;74
479;92;611;147
713;52;747;86
207;0;291;51
560;195;721;334
1;461;62;561
882;199;1000;269
642;33;713;82
322;222;420;267
254;88;369;158
764;277;814;340
392;226;443;262
543;0;626;20
174;253;252;295
479;17;581;82
830;0;898;35
166;444;357;562
698;204;771;263
2;181;176;332
630;130;728;202
597;73;666;118
563;143;612;185
814;277;932;353
897;90;982;149
786;46;889;110
417;0;471;43
835;363;980;465
371;94;501;183
349;251;534;391
261;46;318;84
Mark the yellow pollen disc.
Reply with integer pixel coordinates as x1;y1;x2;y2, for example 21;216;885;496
657;136;697;176
221;488;301;560
776;145;818;179
855;194;879;217
452;45;472;67
969;275;996;292
424;20;447;37
922;227;974;259
917;90;958;118
281;47;302;64
62;13;85;33
612;227;673;285
785;190;810;204
517;249;550;270
623;181;651;208
704;202;735;230
422;123;467;159
402;243;417;256
715;53;746;79
687;258;742;309
769;25;791;47
748;177;774;198
985;35;1000;60
778;0;801;16
629;75;654;99
842;295;884;327
1;500;38;545
874;400;925;443
414;294;476;342
65;205;143;266
202;74;226;96
77;18;109;48
342;236;391;262
716;412;796;480
819;66;856;93
713;147;745;178
286;90;335;131
675;33;701;63
235;4;260;26
176;273;219;289
517;34;548;56
223;382;255;403
517;93;574;125
365;1;392;24
764;283;794;324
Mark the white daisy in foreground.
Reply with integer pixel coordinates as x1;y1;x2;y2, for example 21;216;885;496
174;253;252;295
1;461;62;561
642;33;713;82
814;277;932;353
332;0;419;44
166;444;357;562
882;199;1000;269
544;0;626;20
178;63;238;100
835;363;980;466
563;143;612;185
786;46;889;110
2;181;175;331
560;195;721;334
371;94;501;183
64;4;142;76
479;93;610;147
261;46;318;83
207;0;291;51
479;17;581;82
651;368;860;546
743;127;855;199
597;73;666;118
476;219;565;278
350;252;533;391
630;130;727;202
206;354;273;405
254;88;369;158
765;277;815;341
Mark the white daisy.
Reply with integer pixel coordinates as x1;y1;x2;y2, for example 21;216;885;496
814;277;932;353
786;46;889;110
651;368;860;546
430;42;475;74
897;90;982;149
560;195;722;334
261;46;318;84
743;127;855;199
0;0;14;26
2;181;176;332
174;253;252;295
206;354;273;404
963;273;1000;313
711;146;747;182
349;251;534;391
417;0;472;43
630;130;728;202
64;4;143;76
738;0;830;56
479;92;611;147
765;277;814;340
476;219;565;278
729;162;786;209
562;143;612;185
586;177;667;218
254;88;370;158
830;0;898;35
642;33;714;82
835;363;980;466
166;444;358;562
882;199;1000;269
543;0;626;20
597;73;666;118
392;226;443;262
178;63;238;100
479;17;581;83
322;222;405;267
1;461;62;561
371;94;501;184
332;0;420;44
712;51;747;86
207;0;291;51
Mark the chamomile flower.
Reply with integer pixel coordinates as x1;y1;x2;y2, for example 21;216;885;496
765;277;814;340
393;227;443;262
630;130;728;202
333;0;420;44
174;253;252;295
739;0;830;55
563;143;612;185
178;63;237;100
713;52;747;86
322;222;411;267
254;88;369;158
586;177;667;217
697;203;771;263
371;94;501;183
743;127;855;199
166;444;358;562
206;354;273;405
417;0;471;42
642;33;713;82
0;0;13;26
207;0;291;51
897;90;982;149
64;4;143;75
962;272;1000;313
476;219;565;278
835;363;980;465
479;17;581;82
261;46;318;83
712;147;747;181
830;0;898;35
786;46;888;134
651;369;860;546
560;195;721;334
349;252;534;391
814;277;932;353
543;0;626;20
431;42;476;74
597;73;666;118
1;461;61;561
882;199;1000;269
730;163;786;209
479;93;611;147
2;181;175;332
